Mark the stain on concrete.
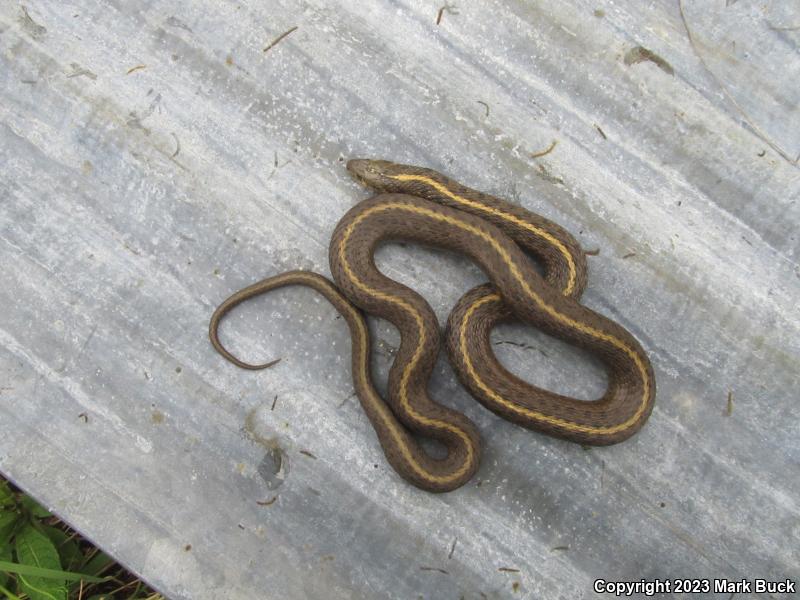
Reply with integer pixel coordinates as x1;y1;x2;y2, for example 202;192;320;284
18;6;46;39
245;407;288;489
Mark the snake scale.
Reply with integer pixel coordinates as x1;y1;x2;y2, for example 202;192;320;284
209;159;655;492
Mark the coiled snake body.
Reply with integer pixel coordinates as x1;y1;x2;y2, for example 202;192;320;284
209;160;655;492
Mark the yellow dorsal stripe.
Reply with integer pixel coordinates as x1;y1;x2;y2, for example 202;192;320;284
390;174;578;296
339;220;477;485
459;294;647;434
292;273;456;484
341;202;650;438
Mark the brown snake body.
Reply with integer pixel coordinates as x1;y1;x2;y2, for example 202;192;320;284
209;159;655;492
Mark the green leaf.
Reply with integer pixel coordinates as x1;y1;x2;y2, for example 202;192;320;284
0;482;14;508
12;523;67;600
21;497;52;520
79;549;114;576
41;527;82;574
0;509;22;546
0;561;107;583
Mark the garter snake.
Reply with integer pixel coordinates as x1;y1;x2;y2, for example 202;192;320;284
209;159;655;492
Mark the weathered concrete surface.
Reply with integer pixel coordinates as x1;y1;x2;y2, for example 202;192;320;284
1;1;798;598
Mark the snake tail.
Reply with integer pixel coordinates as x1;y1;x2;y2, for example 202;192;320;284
208;270;480;492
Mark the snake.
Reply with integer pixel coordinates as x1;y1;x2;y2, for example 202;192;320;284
209;159;655;493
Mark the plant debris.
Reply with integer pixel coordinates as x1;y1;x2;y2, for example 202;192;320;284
600;459;606;489
594;124;607;139
436;4;459;26
477;100;490;117
170;132;181;158
126;64;147;75
679;0;797;168
530;139;558;159
420;566;449;574
338;391;357;408
495;340;534;350
623;46;674;75
263;26;298;53
66;63;97;80
536;164;564;185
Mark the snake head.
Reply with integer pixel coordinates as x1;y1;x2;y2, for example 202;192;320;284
346;159;403;191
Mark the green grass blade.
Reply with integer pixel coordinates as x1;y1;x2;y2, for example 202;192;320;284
0;541;11;589
0;561;108;584
0;582;23;600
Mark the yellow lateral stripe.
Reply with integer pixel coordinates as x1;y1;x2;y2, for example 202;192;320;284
295;273;448;483
459;295;646;433
338;230;477;485
342;201;650;438
390;174;578;296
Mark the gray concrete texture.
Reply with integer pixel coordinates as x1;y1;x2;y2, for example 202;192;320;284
0;1;798;598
